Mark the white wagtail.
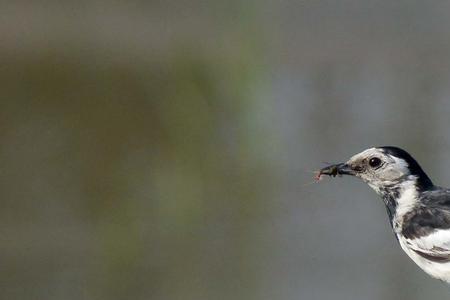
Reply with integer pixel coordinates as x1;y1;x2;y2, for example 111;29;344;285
318;146;450;283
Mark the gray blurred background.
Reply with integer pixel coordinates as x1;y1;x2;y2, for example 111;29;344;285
2;1;450;299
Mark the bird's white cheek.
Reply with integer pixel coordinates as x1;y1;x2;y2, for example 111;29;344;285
381;168;405;181
356;174;388;195
357;172;378;183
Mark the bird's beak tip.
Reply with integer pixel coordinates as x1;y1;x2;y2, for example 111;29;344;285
317;162;354;178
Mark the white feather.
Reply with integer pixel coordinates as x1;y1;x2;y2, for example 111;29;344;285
393;177;419;227
398;230;450;282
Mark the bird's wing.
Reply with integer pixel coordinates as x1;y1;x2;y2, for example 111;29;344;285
402;199;450;262
420;188;450;207
406;230;450;262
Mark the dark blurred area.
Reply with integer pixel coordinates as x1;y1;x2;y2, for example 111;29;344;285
2;1;450;299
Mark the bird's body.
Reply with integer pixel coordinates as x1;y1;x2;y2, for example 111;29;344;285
319;146;450;283
395;188;450;282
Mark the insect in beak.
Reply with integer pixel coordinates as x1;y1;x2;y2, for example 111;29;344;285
315;163;353;180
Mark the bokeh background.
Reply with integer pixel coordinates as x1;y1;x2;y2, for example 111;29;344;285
2;1;450;299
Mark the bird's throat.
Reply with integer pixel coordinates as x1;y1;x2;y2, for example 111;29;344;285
370;178;420;229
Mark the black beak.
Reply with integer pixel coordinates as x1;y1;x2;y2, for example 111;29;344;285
318;163;354;177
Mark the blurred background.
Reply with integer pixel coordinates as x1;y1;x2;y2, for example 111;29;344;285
2;1;450;299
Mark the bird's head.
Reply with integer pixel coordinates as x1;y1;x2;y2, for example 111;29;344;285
319;146;433;195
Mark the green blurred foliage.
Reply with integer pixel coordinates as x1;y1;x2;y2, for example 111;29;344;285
0;34;274;299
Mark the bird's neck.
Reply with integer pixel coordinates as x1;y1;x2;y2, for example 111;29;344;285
370;177;421;228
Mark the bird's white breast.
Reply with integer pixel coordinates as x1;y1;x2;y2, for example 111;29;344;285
391;181;450;282
396;233;450;282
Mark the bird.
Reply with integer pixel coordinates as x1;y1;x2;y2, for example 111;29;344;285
318;146;450;283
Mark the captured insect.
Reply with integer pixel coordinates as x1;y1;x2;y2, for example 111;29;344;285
301;162;348;188
314;163;346;181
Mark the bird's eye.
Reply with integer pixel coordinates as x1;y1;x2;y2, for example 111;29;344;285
369;157;382;168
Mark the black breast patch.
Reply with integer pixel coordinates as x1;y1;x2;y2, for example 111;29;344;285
379;187;399;227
